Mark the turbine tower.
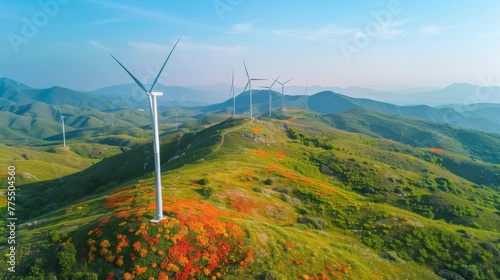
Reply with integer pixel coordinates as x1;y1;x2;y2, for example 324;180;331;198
242;59;265;118
275;78;292;111
260;75;280;117
60;115;66;148
110;37;181;223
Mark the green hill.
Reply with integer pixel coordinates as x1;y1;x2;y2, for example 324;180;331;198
2;113;499;279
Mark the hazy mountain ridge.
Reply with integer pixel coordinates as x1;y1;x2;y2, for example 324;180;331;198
1;77;500;144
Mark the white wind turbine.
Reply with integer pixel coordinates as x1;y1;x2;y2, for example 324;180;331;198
53;106;67;148
242;59;266;118
110;37;180;223
275;78;292;111
61;114;66;148
304;80;309;109
230;68;235;117
260;75;280;117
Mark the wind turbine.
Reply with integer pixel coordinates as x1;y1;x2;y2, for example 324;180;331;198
304;80;309;109
53;106;67;148
230;68;235;117
260;75;280;117
242;59;266;118
60;114;66;148
110;37;180;223
275;78;292;111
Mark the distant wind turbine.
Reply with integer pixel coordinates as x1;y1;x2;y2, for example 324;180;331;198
110;37;181;223
242;59;266;118
260;75;280;117
230;68;235;117
61;115;66;148
304;80;309;109
275;78;292;111
53;106;67;148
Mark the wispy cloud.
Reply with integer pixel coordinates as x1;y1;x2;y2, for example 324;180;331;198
180;41;247;56
273;25;353;42
128;41;168;53
88;40;111;50
416;25;452;36
373;19;411;40
230;22;254;34
88;1;218;31
127;40;246;56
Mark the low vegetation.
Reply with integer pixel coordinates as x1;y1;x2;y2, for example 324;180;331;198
1;110;499;279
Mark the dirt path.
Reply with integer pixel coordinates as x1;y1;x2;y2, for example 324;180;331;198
212;118;253;153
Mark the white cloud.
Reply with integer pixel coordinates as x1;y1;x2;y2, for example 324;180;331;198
416;25;451;36
128;41;169;53
88;40;110;50
273;25;353;42
230;22;254;34
180;42;246;56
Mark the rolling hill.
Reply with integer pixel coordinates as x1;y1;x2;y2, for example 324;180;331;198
2;112;499;279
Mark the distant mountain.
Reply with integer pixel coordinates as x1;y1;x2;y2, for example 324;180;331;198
387;83;500;105
0;77;32;91
307;91;500;134
201;89;500;134
285;83;500;106
87;83;221;108
20;86;119;110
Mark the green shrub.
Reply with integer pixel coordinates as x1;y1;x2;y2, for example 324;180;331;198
437;269;465;280
263;178;273;185
297;216;327;230
48;230;60;243
57;243;76;278
73;272;99;280
200;186;214;199
381;251;403;263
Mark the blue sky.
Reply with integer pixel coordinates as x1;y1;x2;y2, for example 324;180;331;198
1;0;500;91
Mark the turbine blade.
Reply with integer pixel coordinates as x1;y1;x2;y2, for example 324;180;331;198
111;54;148;93
242;59;250;79
243;80;250;92
284;78;292;84
270;75;280;88
251;78;267;81
149;37;181;92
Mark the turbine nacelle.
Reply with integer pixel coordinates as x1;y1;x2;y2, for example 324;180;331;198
149;91;163;96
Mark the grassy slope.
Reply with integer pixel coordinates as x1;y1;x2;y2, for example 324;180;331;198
2;114;500;279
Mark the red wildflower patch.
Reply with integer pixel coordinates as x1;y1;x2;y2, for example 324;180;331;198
254;150;269;157
104;194;134;209
427;147;444;154
285;242;295;248
99;216;111;227
115;211;130;219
